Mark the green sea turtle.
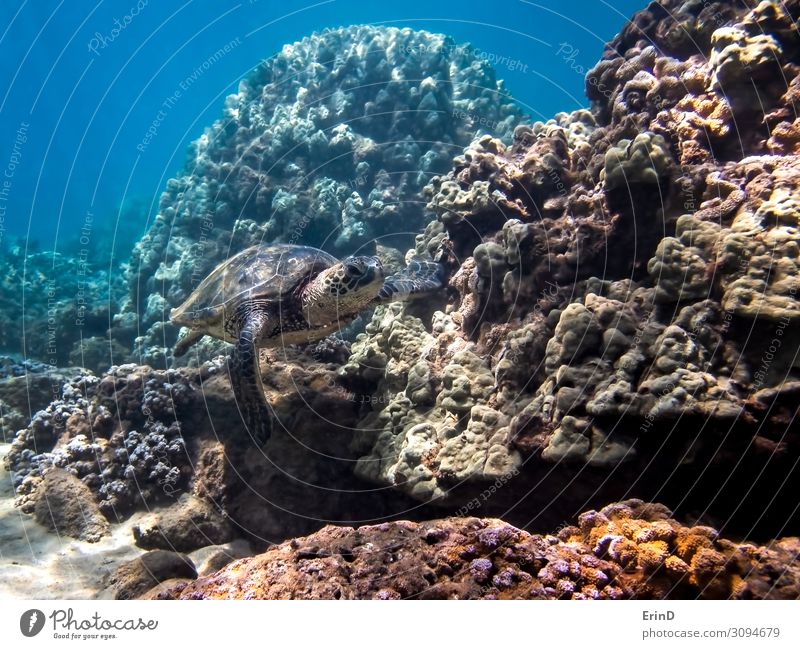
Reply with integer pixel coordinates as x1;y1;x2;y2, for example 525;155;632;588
170;244;443;442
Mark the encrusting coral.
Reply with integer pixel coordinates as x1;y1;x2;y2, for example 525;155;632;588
150;500;800;600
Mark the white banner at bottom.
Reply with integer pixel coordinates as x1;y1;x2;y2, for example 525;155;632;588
1;600;797;649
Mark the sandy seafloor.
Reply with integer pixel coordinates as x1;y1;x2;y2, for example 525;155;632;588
0;443;147;599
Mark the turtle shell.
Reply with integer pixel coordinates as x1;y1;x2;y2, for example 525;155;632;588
171;244;338;323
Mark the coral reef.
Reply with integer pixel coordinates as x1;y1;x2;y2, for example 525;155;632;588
6;1;800;600
151;501;800;600
337;0;800;536
194;346;440;543
0;358;87;440
0;356;51;378
117;25;525;365
4;364;203;519
601;131;672;191
3;346;433;544
0;246;126;374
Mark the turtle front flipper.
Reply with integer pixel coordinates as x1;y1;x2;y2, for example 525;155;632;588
173;328;204;357
378;256;445;301
230;308;272;444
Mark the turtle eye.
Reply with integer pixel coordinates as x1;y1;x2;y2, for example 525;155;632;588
345;262;364;277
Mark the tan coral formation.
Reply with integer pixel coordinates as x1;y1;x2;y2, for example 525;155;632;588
338;0;800;533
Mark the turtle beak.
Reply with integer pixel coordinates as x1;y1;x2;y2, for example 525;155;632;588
358;265;378;287
346;257;380;289
365;257;384;285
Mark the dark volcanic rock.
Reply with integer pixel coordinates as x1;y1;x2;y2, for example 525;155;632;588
108;550;197;600
132;494;235;552
33;468;109;542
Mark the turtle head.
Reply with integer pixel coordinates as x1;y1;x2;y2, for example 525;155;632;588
339;256;383;290
302;255;384;325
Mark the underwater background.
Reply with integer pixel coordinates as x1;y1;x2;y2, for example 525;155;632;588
0;0;642;374
2;0;800;600
1;0;641;252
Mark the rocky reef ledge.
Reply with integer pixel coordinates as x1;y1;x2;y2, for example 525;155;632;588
148;500;799;600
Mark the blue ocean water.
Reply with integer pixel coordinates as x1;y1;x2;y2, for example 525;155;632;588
0;0;643;257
